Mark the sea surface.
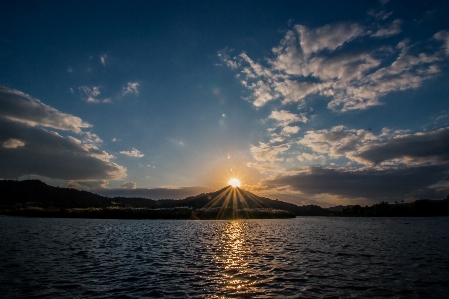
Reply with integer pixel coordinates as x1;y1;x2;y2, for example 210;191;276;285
1;216;448;298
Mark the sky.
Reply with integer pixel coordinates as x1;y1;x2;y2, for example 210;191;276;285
1;0;449;207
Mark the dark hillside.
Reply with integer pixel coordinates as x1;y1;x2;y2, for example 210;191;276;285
0;180;111;208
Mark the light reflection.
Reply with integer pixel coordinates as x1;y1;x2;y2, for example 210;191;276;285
214;221;257;296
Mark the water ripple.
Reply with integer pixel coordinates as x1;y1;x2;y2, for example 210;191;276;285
1;216;449;298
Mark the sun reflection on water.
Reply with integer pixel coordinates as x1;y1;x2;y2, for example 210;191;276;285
213;221;258;296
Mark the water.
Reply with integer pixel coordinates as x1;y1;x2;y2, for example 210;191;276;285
1;216;448;298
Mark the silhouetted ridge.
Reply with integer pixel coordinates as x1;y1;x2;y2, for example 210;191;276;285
4;179;447;218
0;179;111;208
0;180;334;216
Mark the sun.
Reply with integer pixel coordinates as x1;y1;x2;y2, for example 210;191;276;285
228;178;241;188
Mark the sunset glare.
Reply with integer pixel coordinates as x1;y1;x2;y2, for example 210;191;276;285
228;179;241;188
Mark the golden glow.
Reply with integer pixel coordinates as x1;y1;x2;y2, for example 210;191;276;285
228;178;241;188
214;221;254;294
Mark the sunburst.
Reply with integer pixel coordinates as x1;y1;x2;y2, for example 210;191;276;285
228;178;241;188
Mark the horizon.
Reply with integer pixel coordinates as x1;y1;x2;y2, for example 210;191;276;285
1;0;449;208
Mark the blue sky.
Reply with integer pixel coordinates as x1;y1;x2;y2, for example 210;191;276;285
1;0;448;207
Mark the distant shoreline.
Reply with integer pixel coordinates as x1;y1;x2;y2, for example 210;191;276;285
0;206;296;220
1;180;449;218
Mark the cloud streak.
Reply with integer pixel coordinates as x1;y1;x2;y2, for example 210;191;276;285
0;87;91;133
120;148;144;158
263;165;449;201
0;87;126;181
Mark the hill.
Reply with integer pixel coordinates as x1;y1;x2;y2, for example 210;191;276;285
0;180;111;208
1;180;326;219
2;180;448;218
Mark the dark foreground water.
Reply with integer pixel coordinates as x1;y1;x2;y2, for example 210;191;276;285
1;216;448;298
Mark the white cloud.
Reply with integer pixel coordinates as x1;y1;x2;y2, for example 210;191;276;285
294;22;365;56
299;126;377;159
371;19;402;37
218;49;239;69
100;54;107;66
275;80;320;105
225;19;447;113
434;30;449;55
120;147;144;158
250;142;290;162
79;85;105;104
3;138;25;149
298;126;449;169
0;87;91;133
268;110;307;126
247;80;277;107
297;153;324;161
82;132;103;150
281;126;300;136
122;82;139;96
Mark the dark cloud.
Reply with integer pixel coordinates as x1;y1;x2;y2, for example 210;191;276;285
121;182;137;189
67;180;109;190
95;186;216;200
0;119;126;180
263;165;449;201
0;87;126;181
355;128;449;165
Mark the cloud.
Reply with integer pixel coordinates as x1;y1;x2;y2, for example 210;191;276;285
299;126;376;158
67;180;109;190
121;182;137;189
354;127;449;166
281;126;300;136
100;54;107;66
0;119;126;180
0;87;91;133
244;80;277;107
295;22;365;56
263;165;449;201
225;18;447;112
298;126;449;169
371;19;402;37
297;153;324;162
78;85;111;104
77;86;111;104
122;82;139;96
95;186;216;200
368;9;393;20
82;132;103;150
2;138;25;149
0;87;126;181
434;30;449;55
268;110;307;126
218;49;239;69
275;80;320;105
250;142;290;163
120;148;144;158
